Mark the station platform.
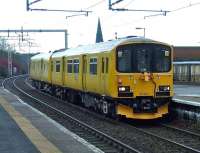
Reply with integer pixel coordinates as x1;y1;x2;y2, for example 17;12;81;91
173;84;200;107
0;88;103;153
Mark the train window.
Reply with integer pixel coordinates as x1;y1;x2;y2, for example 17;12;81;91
106;58;109;73
90;58;97;75
116;44;171;73
56;61;60;72
136;48;151;72
117;48;132;72
102;58;104;73
73;59;79;73
67;60;73;73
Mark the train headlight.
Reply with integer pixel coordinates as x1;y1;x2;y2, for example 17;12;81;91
118;86;130;92
118;86;133;97
159;86;170;91
118;86;126;92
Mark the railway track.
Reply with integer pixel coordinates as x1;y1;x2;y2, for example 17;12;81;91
131;123;200;153
164;119;200;135
3;76;141;153
161;123;200;137
3;75;200;153
0;78;5;87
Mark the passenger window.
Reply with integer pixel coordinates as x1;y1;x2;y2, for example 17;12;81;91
106;58;109;73
56;61;60;72
90;58;97;75
73;59;79;73
67;60;73;73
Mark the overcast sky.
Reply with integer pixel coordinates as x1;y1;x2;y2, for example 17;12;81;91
0;0;200;53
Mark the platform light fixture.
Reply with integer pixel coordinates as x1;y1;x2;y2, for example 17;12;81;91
136;27;145;38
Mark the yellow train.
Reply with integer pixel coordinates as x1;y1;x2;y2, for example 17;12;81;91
30;36;174;119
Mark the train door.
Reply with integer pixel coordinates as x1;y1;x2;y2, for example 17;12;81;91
40;59;43;80
50;58;53;84
82;55;87;91
104;57;109;94
48;57;52;83
100;56;106;94
62;57;65;85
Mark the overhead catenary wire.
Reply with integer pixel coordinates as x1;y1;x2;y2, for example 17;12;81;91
111;0;200;31
171;1;200;12
121;0;135;8
85;0;105;10
144;1;200;19
66;0;105;19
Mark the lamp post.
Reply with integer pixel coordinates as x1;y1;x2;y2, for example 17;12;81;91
136;27;145;38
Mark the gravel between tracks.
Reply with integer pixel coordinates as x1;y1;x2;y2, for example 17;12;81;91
5;76;200;153
165;119;200;135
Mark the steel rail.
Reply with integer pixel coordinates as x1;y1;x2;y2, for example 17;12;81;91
129;125;200;153
2;75;28;88
8;76;142;153
6;75;200;153
160;123;200;137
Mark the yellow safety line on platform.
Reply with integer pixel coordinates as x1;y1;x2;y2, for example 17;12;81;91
0;97;63;153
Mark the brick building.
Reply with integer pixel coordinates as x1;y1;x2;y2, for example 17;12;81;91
174;46;200;61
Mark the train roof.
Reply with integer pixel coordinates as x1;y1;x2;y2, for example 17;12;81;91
31;52;52;61
173;61;200;65
52;36;169;58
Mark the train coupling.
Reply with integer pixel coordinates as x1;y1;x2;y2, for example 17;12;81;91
133;98;158;113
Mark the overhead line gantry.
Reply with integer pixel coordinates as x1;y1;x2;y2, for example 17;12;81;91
0;29;68;49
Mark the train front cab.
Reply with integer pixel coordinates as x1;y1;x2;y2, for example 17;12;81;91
111;42;174;119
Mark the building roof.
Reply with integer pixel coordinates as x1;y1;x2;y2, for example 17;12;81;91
173;46;200;59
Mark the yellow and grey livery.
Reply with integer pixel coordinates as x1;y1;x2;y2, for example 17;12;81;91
30;36;174;120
